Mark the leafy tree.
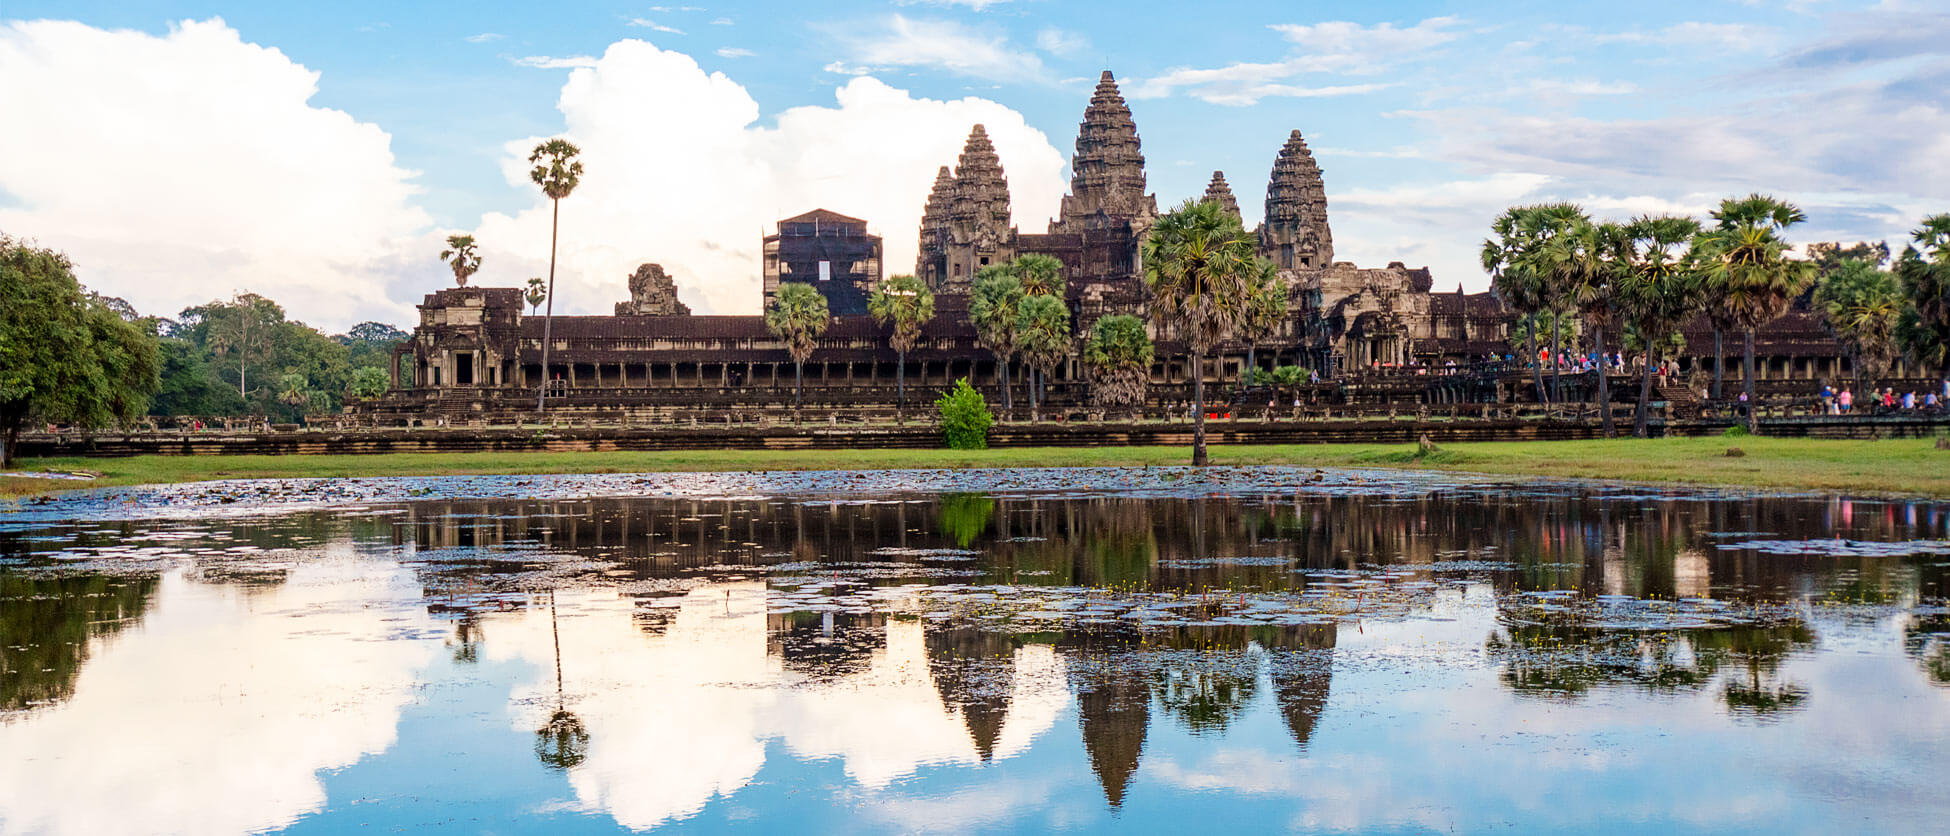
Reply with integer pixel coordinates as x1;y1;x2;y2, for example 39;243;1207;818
1015;293;1070;421
149;337;244;417
276;372;313;411
1896;214;1950;378
1083;314;1153;409
1009;253;1066;298
1617;215;1707;437
1696;194;1815;433
1541;216;1626;435
203;292;277;398
525;277;547;315
439;234;482;286
1813;259;1902;389
530;138;583;411
868;274;935;415
935;378;993;450
1237;261;1288;386
1143;199;1258;466
348;366;390;400
1271;365;1309;386
968;268;1024;411
1485;206;1566;402
765;281;829;410
1;236;161;466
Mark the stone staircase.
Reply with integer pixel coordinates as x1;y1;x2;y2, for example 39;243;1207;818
1657;384;1700;420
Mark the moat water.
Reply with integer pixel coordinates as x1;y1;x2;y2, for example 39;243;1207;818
3;468;1948;834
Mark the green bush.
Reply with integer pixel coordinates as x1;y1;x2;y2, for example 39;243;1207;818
1722;424;1750;438
935;378;993;450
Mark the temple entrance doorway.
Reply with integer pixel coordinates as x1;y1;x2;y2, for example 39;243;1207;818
456;353;474;386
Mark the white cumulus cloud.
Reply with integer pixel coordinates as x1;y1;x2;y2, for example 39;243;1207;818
471;39;1066;316
0;18;431;328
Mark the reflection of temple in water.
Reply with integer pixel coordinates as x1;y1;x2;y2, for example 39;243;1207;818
925;627;1018;761
767;611;888;682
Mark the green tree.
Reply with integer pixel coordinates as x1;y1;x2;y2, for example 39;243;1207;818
1;236;161;466
1143;199;1258;466
276;372;314;412
1237;261;1288;386
1696;194;1815;433
1541;216;1625;435
149;336;244;417
1010;253;1066;298
525;277;547;315
439;234;482;287
348;366;391;400
1896;214;1950;379
1484;206;1563;403
1813;259;1902;389
530;138;583;412
765;282;829;411
969;268;1024;412
1015;293;1070;421
1083;314;1154;409
204;292;276;399
1617;215;1706;437
868;274;935;416
935;378;993;450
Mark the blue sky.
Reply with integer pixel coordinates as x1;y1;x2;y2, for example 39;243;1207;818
2;0;1945;329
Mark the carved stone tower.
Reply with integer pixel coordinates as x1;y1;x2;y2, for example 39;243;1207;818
1202;171;1241;223
939;124;1014;295
916;165;956;289
1259;130;1334;271
1054;71;1157;234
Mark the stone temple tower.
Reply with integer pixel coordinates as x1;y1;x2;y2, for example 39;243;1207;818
1202;171;1242;223
916;165;956;288
1053;71;1157;234
931;124;1015;295
1259;130;1334;271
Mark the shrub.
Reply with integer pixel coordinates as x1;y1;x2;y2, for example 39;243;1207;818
936;378;993;449
1722;424;1750;438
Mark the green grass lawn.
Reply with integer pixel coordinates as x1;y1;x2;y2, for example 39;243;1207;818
5;436;1947;498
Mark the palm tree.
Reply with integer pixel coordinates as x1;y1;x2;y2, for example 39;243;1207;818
1083;313;1153;413
1237;260;1287;387
868;274;935;417
1143;199;1258;467
969;268;1024;412
534;590;589;770
1484;208;1551;403
1523;204;1590;403
529;138;583;412
765;282;829;412
1617;215;1706;437
525;277;547;315
1010;253;1066;298
1813;259;1902;390
1543;217;1625;435
1896;214;1950;379
1696;194;1814;433
439;235;482;287
1015;294;1070;421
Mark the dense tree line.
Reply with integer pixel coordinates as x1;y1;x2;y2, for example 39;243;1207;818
152;293;406;421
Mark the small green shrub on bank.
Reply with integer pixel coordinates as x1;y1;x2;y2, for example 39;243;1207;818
1723;424;1751;438
936;379;994;449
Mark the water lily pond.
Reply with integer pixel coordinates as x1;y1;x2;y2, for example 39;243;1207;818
3;467;1948;834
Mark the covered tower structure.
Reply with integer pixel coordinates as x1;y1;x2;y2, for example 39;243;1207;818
1259;130;1334;271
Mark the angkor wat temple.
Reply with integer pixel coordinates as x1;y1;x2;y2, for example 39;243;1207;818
371;71;1873;421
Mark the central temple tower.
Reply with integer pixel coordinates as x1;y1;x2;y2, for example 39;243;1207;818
1259;130;1334;271
1051;71;1157;235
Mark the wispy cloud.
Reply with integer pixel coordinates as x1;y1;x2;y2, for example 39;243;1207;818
710;17;733;26
1129;17;1464;105
627;18;685;35
464;32;503;44
716;47;754;58
836;15;1047;84
894;0;1012;10
649;5;705;11
1034;27;1088;57
511;54;599;70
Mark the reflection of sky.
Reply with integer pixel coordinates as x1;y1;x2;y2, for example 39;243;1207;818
0;548;439;836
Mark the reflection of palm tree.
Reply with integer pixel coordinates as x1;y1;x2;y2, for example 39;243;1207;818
1903;614;1950;686
937;493;995;549
534;591;589;770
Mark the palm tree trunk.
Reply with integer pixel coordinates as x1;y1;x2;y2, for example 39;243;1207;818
2;424;15;469
793;360;803;410
1029;367;1040;422
998;355;1012;413
896;349;906;422
1711;328;1724;400
1744;328;1759;433
538;197;560;413
1634;345;1656;438
1527;313;1545;403
1594;325;1613;437
1550;313;1563;405
1192;352;1208;467
1245;345;1257;389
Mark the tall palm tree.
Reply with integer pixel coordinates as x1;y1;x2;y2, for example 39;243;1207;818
1084;313;1154;412
1617;215;1706;437
1520;203;1590;403
439;235;482;287
1484;208;1551;403
868;274;935;417
1143;199;1258;467
1544;217;1625;435
529;138;583;412
1011;253;1067;298
1896;214;1950;379
525;277;547;315
1696;194;1813;433
1237;260;1287;386
969;268;1024;412
1016;293;1070;422
765;282;830;412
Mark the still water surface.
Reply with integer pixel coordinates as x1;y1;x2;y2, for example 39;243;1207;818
2;468;1948;834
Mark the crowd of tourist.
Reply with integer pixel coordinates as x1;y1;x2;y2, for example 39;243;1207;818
1818;381;1949;415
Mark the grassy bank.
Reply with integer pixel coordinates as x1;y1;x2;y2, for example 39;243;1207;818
5;436;1946;498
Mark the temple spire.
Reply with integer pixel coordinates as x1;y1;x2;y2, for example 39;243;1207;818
1260;129;1333;270
1055;70;1156;232
1202;171;1241;222
916;166;957;281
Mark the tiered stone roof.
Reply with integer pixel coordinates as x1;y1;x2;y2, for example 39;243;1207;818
915;165;956;276
1202;171;1241;222
948;124;1011;245
1261;129;1334;270
1056;71;1157;231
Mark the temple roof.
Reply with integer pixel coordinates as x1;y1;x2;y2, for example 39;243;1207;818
1202;171;1241;221
780;208;867;226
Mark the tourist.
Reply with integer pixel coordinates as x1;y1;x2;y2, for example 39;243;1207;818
1902;391;1916;411
1839;388;1853;412
1883;389;1896;410
1820;384;1834;414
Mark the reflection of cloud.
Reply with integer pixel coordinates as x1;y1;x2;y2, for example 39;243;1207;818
486;584;1065;829
0;556;436;835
